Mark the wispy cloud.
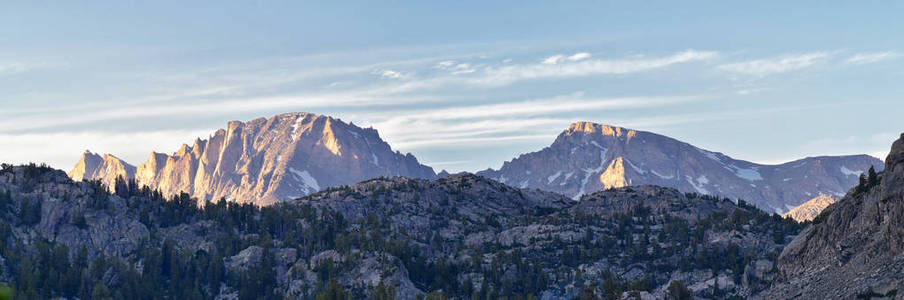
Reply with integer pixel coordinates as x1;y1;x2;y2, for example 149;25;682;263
378;93;700;122
374;69;408;79
542;52;591;65
846;51;898;65
567;52;591;61
375;50;716;94
355;93;705;151
542;55;566;65
0;92;448;132
473;50;717;86
718;52;829;76
434;60;477;74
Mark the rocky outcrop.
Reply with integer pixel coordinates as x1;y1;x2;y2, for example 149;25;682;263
296;174;799;298
285;251;422;299
297;174;572;239
70;112;436;205
1;162;803;299
763;133;904;299
3;166;149;259
478;122;882;213
781;195;836;222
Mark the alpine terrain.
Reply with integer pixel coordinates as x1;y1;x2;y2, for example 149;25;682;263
478;122;882;214
764;133;904;298
4;131;904;299
68;112;437;206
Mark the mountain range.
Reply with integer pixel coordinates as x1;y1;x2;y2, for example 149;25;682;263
477;122;882;213
70;113;880;214
3;109;903;298
69;112;436;206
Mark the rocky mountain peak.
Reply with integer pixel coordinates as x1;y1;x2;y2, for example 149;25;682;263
478;123;883;213
69;112;436;205
68;150;136;190
70;150;103;178
174;144;193;158
565;121;636;139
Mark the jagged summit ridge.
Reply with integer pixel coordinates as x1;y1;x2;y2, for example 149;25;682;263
565;121;637;139
478;121;883;213
69;112;436;205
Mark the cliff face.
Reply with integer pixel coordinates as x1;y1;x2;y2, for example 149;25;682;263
69;112;436;205
764;133;904;298
477;122;882;213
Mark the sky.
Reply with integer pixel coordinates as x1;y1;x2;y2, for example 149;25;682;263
1;1;903;173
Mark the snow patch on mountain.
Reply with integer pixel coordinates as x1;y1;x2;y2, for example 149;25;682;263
686;175;710;194
651;170;674;180
734;167;763;181
626;159;647;175
290;117;303;141
575;150;609;200
698;148;723;162
562;171;575;185
289;168;320;192
547;171;562;184
840;166;862;177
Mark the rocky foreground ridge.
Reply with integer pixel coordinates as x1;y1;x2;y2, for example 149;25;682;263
478;122;882;214
1;162;802;299
69;112;436;206
763;133;904;299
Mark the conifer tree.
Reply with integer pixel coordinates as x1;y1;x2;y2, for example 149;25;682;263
868;166;879;187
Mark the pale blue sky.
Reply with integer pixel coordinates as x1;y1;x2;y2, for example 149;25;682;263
1;1;902;172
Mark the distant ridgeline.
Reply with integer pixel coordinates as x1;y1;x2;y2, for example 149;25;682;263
68;113;881;217
478;122;882;214
1;162;804;299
